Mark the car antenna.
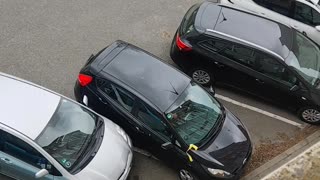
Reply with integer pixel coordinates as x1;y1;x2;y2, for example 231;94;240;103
219;11;227;24
228;0;234;4
165;81;179;95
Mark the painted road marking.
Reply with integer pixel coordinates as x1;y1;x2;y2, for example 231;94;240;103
215;94;305;129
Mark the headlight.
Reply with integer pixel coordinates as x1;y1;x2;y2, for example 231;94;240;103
115;125;128;142
207;168;232;178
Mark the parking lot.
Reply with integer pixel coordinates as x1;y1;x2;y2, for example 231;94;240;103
0;0;314;179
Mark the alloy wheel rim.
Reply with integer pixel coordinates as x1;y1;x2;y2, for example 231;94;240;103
302;109;320;122
192;70;210;84
179;169;193;180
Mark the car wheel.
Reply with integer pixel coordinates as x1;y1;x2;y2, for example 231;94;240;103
298;107;320;124
179;169;199;180
189;67;213;86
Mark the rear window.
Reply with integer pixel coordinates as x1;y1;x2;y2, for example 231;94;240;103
181;3;201;35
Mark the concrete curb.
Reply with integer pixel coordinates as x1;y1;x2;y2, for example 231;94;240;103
242;129;320;180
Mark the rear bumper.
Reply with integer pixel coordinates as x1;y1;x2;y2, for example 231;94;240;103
170;30;194;73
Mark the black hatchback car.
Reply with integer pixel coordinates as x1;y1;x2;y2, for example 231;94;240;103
74;41;252;180
171;1;320;124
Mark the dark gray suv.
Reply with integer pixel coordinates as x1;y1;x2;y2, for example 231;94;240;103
171;1;320;124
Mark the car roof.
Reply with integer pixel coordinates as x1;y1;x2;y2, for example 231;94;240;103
102;42;191;112
197;1;293;59
0;73;60;140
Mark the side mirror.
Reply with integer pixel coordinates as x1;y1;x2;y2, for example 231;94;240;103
290;84;300;91
316;25;320;32
161;142;174;150
35;169;49;179
209;85;215;96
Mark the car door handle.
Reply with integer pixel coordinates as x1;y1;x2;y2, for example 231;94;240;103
214;61;224;68
255;78;264;84
0;157;12;164
135;127;144;134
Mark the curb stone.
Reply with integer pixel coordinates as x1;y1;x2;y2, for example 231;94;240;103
242;128;320;180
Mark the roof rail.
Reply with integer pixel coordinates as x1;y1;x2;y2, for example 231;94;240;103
205;29;284;60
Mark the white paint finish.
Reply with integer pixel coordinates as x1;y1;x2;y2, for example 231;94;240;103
0;75;60;139
215;94;304;128
309;0;319;5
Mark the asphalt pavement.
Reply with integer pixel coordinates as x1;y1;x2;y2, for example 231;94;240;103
0;0;311;179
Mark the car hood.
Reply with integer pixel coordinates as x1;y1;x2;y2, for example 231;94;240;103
75;119;132;180
198;109;251;173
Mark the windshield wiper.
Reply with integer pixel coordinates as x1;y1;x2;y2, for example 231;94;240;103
197;110;225;147
70;118;104;172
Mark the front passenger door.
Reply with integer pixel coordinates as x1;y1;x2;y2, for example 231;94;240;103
133;102;187;168
250;52;302;107
0;130;63;180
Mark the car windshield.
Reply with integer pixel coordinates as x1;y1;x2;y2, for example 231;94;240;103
165;83;222;146
36;99;98;172
285;31;320;87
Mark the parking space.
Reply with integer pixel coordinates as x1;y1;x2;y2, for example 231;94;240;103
215;87;308;146
0;0;316;179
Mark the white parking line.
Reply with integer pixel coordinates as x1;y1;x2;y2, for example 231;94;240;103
215;94;305;129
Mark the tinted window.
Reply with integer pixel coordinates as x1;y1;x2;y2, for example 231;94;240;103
0;130;59;175
98;79;135;111
220;44;255;67
293;2;320;26
136;103;170;140
181;3;201;35
312;8;320;25
254;52;297;86
253;0;291;16
199;39;226;52
99;80;117;100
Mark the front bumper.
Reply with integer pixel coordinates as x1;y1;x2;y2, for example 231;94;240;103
119;149;133;180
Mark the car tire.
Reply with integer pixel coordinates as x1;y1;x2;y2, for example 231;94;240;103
178;169;199;180
188;67;213;87
297;106;320;125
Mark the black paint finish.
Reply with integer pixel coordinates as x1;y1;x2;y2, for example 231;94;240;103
74;40;252;180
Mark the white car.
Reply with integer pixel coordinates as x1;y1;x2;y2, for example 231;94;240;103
220;0;320;45
0;72;132;180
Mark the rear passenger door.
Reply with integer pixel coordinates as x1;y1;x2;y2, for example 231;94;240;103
95;78;144;137
197;38;256;90
213;41;262;91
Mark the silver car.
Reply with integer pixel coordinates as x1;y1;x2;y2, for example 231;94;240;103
220;0;320;45
0;72;132;180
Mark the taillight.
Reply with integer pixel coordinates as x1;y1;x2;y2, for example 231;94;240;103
176;34;192;52
78;74;93;87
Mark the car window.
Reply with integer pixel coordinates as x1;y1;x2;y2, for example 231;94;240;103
312;8;320;25
0;130;61;176
220;44;255;67
136;102;171;140
293;2;318;26
253;0;291;16
254;52;297;86
97;79;135;112
199;39;227;52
